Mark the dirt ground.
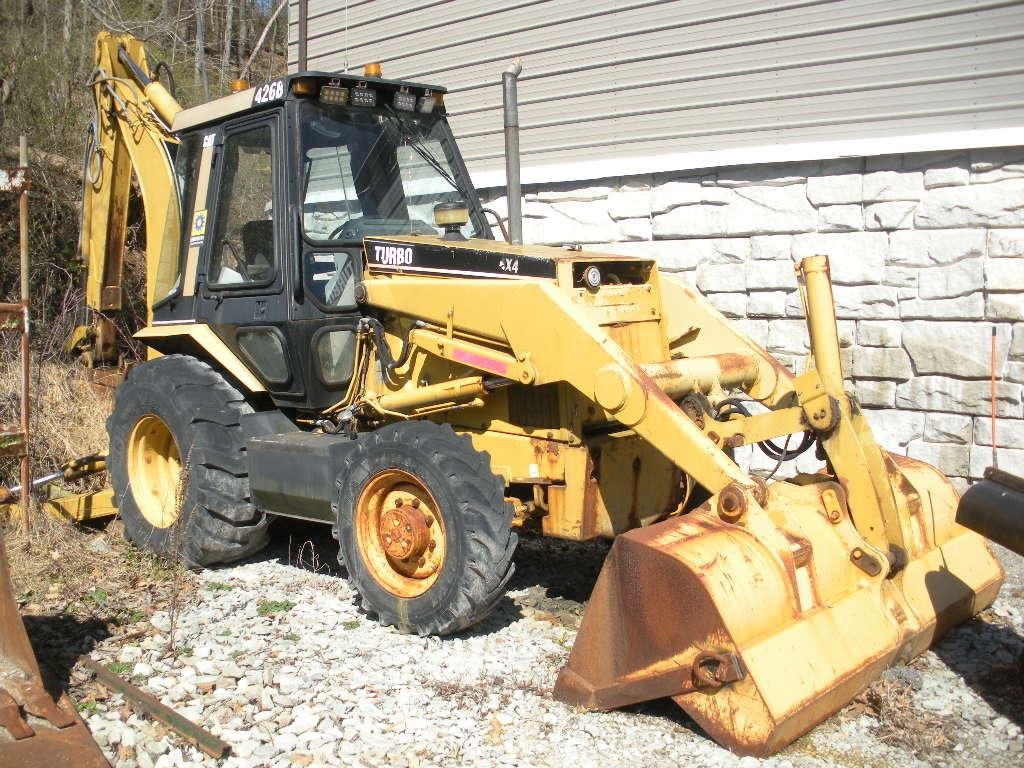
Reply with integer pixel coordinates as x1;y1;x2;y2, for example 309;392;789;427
3;514;1023;767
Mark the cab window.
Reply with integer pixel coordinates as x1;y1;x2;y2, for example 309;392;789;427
209;123;276;286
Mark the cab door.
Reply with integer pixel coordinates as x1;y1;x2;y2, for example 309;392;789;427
194;111;299;396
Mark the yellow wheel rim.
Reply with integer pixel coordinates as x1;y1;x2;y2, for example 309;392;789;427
127;414;183;529
354;469;447;598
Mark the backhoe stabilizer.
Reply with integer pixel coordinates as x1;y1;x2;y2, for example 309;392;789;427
554;459;1002;756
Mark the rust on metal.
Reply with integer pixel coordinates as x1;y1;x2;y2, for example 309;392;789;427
0;532;110;766
83;658;228;758
716;483;747;524
750;476;769;508
378;503;432;561
642;353;760;399
554;466;1003;757
692;651;744;689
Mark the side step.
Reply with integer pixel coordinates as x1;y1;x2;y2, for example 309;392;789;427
247;428;362;523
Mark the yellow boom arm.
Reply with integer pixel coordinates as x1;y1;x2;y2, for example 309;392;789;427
80;32;182;317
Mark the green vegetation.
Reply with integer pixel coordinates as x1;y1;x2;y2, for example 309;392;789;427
257;599;295;617
84;588;108;606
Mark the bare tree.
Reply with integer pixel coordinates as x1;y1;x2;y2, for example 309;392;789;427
240;0;285;81
194;0;209;99
62;0;71;42
221;0;234;85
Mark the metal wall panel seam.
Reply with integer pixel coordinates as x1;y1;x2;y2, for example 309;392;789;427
306;0;779;66
395;0;1022;81
466;94;1024;161
447;30;1024;113
448;48;1024;131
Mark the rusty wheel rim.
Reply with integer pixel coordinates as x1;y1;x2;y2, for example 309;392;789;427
354;469;447;598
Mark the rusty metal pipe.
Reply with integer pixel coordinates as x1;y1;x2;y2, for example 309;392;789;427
18;136;29;536
798;255;844;397
642;353;760;399
83;658;228;758
956;467;1024;556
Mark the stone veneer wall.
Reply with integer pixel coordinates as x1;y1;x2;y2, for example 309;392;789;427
479;146;1024;490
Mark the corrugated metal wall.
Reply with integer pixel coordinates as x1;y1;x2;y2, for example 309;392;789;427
288;1;1024;186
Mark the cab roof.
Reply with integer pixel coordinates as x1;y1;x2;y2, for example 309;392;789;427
172;72;448;133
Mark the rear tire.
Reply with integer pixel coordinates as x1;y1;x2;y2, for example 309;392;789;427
107;355;269;566
335;421;517;635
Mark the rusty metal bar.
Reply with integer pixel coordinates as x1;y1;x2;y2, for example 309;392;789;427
17;136;30;536
83;658;229;758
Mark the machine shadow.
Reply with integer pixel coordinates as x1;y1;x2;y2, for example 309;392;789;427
259;519;614;635
21;613;110;699
925;569;1024;727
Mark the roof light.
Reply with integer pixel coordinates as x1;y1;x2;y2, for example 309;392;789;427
319;85;349;105
363;62;382;77
393;88;416;112
292;77;318;96
418;90;437;114
229;78;250;93
350;84;377;107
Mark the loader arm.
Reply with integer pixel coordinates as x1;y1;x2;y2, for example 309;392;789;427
80;32;182;320
362;254;893;553
359;241;1003;755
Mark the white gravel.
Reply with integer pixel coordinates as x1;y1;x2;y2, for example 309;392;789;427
82;533;1024;768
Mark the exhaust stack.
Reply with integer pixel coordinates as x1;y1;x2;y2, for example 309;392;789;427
502;60;523;245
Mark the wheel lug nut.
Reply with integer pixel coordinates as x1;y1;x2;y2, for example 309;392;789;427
428;540;436;550
411;498;420;508
417;557;426;566
424;517;433;527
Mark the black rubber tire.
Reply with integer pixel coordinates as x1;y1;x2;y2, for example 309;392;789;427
335;421;517;636
107;354;270;566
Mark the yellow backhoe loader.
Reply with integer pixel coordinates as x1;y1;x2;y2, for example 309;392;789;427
26;31;1009;756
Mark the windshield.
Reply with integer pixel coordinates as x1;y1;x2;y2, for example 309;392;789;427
299;101;485;242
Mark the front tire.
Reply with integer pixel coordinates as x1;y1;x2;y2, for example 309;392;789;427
335;421;517;635
107;355;269;566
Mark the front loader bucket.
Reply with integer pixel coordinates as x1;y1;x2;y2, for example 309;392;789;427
0;532;109;767
555;456;1003;756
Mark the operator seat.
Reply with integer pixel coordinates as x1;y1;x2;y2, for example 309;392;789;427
240;220;274;279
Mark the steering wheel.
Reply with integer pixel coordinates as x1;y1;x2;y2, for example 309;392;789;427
329;222;356;241
219;239;251;281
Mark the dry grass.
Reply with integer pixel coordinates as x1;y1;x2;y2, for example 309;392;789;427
849;674;953;756
0;354;112;490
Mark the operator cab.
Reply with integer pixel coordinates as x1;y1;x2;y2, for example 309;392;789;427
149;71;490;411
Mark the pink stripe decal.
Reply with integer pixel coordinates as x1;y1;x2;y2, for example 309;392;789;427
452;348;509;374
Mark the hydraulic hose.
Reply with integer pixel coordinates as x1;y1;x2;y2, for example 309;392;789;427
716;397;816;462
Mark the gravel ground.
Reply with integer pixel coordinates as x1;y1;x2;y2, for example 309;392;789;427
73;521;1024;768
